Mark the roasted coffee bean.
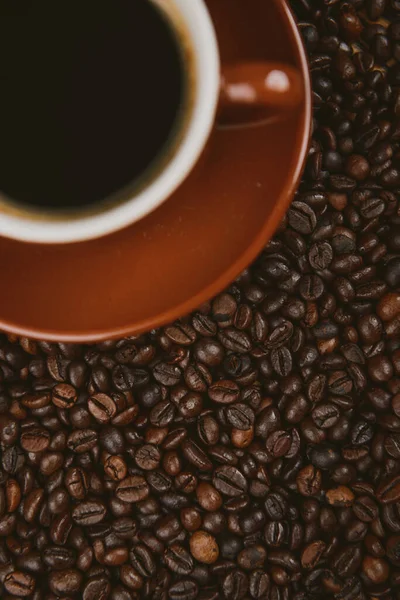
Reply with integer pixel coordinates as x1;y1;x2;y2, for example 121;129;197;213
192;313;217;337
52;383;77;409
116;476;150;503
221;570;249;599
165;324;197;346
208;380;239;404
164;544;194;575
312;404;340;429
135;444;161;470
226;404;254;430
309;242;333;270
49;569;83;595
297;466;322;496
266;430;292;457
185;363;212;392
265;492;288;520
189;531;219;564
43;546;76;570
88;393;117;423
129;544;156;578
299;274;324;301
271;347;293;376
112;365;136;391
104;454;127;481
288;202;317;234
20;426;50;452
353;496;378;522
72;500;107;526
218;329;251;353
2;445;25;474
182;439;212;470
197;413;219;446
65;467;89;499
377;475;400;504
326;486;355;507
169;579;198;600
194;339;224;366
249;570;270;599
67;429;98;453
213;466;248;497
4;571;35;596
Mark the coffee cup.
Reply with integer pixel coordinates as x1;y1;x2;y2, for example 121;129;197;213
0;0;304;244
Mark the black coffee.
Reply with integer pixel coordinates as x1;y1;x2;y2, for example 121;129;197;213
0;0;185;210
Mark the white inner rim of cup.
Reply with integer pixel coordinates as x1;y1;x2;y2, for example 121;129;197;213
0;0;220;244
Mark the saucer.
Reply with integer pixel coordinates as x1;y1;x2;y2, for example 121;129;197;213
0;0;311;342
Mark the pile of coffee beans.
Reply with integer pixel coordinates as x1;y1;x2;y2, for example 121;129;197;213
2;0;400;598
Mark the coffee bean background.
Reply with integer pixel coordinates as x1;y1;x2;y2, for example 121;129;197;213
2;1;400;598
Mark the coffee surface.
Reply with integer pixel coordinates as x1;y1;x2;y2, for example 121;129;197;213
0;0;184;209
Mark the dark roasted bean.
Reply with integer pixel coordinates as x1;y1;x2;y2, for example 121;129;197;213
213;466;247;497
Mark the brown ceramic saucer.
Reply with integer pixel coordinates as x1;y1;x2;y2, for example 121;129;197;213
0;0;311;342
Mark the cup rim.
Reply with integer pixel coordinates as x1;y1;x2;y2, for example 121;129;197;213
0;0;220;244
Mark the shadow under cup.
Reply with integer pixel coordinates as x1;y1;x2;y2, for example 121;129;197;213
0;0;197;223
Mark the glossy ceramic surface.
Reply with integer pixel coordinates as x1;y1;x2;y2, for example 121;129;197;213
0;0;311;341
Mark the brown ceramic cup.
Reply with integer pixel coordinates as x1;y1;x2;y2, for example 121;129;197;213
0;0;311;342
0;0;304;245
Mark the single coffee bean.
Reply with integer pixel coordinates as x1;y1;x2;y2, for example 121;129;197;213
182;439;212;471
49;569;83;595
52;383;78;409
196;482;222;512
362;555;389;584
326;486;355;507
197;413;219;446
264;492;288;520
297;466;322;496
153;362;181;386
129;544;156;577
116;476;150;503
150;399;176;427
88;393;117;423
104;455;127;481
377;475;400;504
119;564;143;590
2;445;25;474
209;380;240;404
288;202;317;234
213;466;248;497
222;570;249;600
135;444;161;470
65;467;89;499
72;500;107;526
43;546;76;570
20;427;50;453
190;531;219;564
164;323;197;345
164;544;194;575
249;570;270;599
4;571;35;596
168;579;199;600
271;346;293;376
218;329;251;354
226;404;255;430
353;496;379;522
301;540;326;569
67;429;98;453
